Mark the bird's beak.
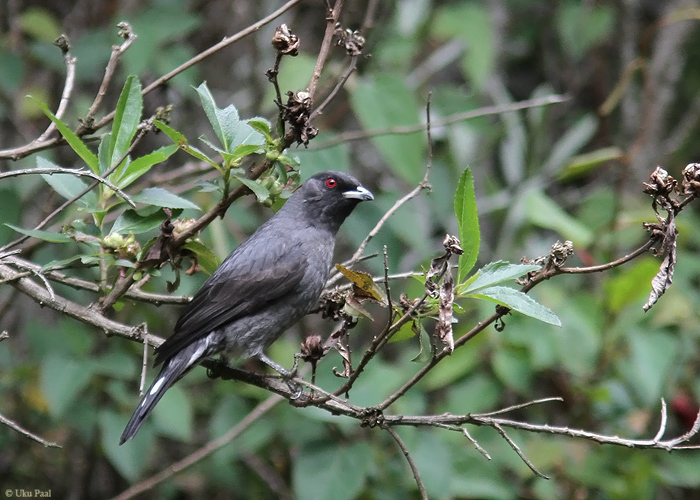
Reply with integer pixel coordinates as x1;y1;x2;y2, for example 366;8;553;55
342;185;374;201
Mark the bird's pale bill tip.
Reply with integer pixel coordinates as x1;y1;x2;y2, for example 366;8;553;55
342;185;374;201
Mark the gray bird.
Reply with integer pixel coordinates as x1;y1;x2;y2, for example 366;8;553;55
120;170;373;444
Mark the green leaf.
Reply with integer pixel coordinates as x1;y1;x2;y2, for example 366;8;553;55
461;261;541;294
113;144;178;188
558;146;624;182
556;4;615;60
523;190;593;247
455;168;480;282
335;264;387;303
109;75;142;170
469;285;561;326
492;347;533;394
182;240;220;275
350;74;425;185
38;157;98;209
232;174;270;203
411;322;434;362
40;354;95;417
152;384;193;442
5;223;71;243
111;207;181;235
154;120;220;169
196;81;239;151
100;409;154;480
131;187;201;210
542;113;597;176
248;120;273;143
624;329;678;405
293;441;372;500
40;254;102;272
30;96;99;173
432;3;494;90
230;143;261;160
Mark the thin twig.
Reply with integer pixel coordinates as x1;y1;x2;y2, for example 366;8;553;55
462;428;491;460
79;23;138;134
312;94;570;150
308;0;344;100
36;35;76;143
477;397;565;417
327;94;435;284
0;167;134;207
139;329;150;397
310;55;358;121
492;422;549;479
383;426;428;500
0;412;61;448
109;394;283;500
0;128;147;253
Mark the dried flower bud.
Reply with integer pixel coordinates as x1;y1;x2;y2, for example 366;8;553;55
333;23;365;56
443;234;463;256
300;335;327;363
271;24;299;56
549;240;573;267
682;163;700;196
643;166;677;196
282;90;318;146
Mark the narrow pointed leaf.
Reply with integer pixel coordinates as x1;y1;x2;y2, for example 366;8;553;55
5;223;71;242
455;168;480;282
462;261;541;293
114;145;178;188
110;76;142;169
155;120;220;169
37;157;98;209
232;174;270;203
468;285;561;326
195;82;239;152
131;188;200;210
30;96;99;173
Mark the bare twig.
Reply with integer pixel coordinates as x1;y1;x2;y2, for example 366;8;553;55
310;55;358;121
0;412;61;448
0;166;135;207
383;426;428;500
312;94;569;149
79;22;138;134
328;94;435;284
0;127;148;253
139;329;150;397
462;428;491;460
493;422;549;479
110;394;283;500
36;35;76;143
307;0;344;100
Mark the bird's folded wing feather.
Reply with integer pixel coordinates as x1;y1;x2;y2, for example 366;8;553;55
153;238;307;365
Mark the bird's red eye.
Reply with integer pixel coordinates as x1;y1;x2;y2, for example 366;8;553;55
325;178;337;188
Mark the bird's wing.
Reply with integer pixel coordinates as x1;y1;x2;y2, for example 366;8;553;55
153;237;307;365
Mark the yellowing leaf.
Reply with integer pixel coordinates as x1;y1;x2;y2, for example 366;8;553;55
335;264;387;304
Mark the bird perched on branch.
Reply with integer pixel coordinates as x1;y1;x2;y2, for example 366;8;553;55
120;170;373;444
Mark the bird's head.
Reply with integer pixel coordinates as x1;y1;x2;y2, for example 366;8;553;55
290;170;374;232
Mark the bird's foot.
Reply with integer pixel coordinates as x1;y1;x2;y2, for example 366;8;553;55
206;355;231;380
257;353;303;399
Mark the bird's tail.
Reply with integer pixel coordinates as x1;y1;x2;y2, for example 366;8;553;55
120;340;208;444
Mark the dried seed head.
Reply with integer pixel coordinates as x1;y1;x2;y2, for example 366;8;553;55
271;24;299;56
333;23;365;56
300;335;326;363
682;163;700;196
643;166;677;196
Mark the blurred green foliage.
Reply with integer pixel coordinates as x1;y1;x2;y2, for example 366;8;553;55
2;1;700;499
